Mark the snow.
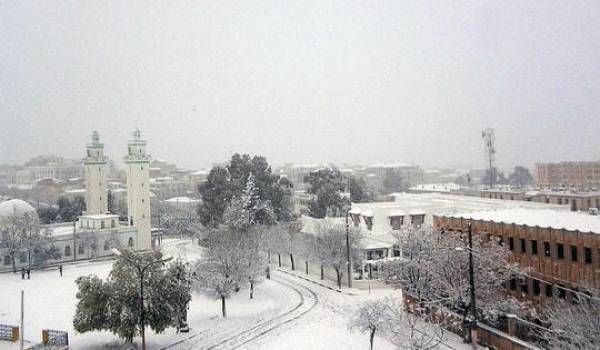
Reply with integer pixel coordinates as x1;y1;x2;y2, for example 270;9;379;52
80;214;119;220
0;199;36;217
0;239;472;350
164;197;200;204
449;208;600;233
349;208;362;215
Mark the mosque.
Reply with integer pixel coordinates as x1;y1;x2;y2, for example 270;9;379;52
0;130;153;272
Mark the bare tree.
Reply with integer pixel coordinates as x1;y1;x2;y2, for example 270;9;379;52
537;287;600;349
351;297;448;350
192;228;244;317
382;227;531;341
349;298;392;350
315;220;362;289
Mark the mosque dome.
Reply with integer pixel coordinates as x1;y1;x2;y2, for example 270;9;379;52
0;199;37;218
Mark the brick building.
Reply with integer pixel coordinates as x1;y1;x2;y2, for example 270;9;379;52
434;209;600;302
536;161;600;190
480;189;600;212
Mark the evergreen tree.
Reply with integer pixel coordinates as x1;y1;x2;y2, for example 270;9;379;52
73;250;191;344
304;168;347;218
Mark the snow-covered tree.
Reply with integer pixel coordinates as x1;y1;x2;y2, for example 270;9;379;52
536;288;600;349
350;298;393;350
351;297;448;350
382;227;532;340
73;250;191;344
315;220;362;288
193;227;244;317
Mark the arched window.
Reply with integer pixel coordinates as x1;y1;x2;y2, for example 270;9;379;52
65;245;71;257
128;237;134;247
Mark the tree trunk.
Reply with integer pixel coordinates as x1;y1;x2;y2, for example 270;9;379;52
268;250;271;264
290;253;295;270
11;253;16;273
369;328;376;350
305;260;309;275
221;296;227;317
250;280;254;299
336;269;341;289
320;263;324;280
278;253;281;267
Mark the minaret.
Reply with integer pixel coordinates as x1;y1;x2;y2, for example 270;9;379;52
84;131;108;215
124;128;152;250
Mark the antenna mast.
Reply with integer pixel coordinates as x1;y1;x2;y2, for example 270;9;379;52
482;128;496;188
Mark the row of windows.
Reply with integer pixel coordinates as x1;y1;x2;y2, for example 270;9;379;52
507;237;595;265
352;214;425;231
508;277;584;302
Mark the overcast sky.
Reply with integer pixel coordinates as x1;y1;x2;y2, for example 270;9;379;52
1;1;599;171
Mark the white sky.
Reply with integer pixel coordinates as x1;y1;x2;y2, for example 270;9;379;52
1;1;599;170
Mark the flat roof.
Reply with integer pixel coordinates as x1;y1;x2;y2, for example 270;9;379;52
80;214;119;220
446;208;600;233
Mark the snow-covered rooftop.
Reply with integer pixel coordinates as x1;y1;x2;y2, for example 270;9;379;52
81;213;120;220
447;208;600;233
165;196;200;203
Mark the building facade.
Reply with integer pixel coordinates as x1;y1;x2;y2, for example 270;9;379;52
434;209;600;302
536;161;600;190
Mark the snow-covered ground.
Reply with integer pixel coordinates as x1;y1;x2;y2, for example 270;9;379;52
0;239;471;350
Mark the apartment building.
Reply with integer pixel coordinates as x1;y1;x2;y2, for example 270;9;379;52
536;161;600;190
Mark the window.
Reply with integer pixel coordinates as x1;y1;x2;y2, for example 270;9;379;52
545;283;553;298
111;219;116;228
584;247;592;264
19;252;27;263
531;240;538;255
3;255;10;266
557;243;564;259
128;237;134;247
390;216;403;230
99;181;102;186
363;216;373;231
100;196;102;201
533;280;541;296
351;214;360;228
520;239;526;253
571;245;578;262
558;198;563;205
64;245;71;257
392;245;401;257
78;244;84;255
411;215;425;226
104;240;110;251
509;278;517;290
544;242;551;257
101;221;105;229
498;235;504;246
509;237;514;251
520;279;528;294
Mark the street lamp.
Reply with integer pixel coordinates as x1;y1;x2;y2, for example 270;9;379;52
454;221;477;350
112;249;173;350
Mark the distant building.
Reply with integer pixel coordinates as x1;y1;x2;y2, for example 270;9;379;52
536;161;600;190
480;188;600;212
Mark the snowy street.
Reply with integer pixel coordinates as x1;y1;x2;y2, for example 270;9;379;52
0;239;471;350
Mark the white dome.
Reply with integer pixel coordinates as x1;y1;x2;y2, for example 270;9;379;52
0;199;37;218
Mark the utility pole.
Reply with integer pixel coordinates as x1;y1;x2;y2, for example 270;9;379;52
20;290;24;350
345;210;352;288
467;221;478;349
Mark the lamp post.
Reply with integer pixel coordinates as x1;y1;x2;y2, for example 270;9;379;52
112;249;172;350
456;221;477;349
